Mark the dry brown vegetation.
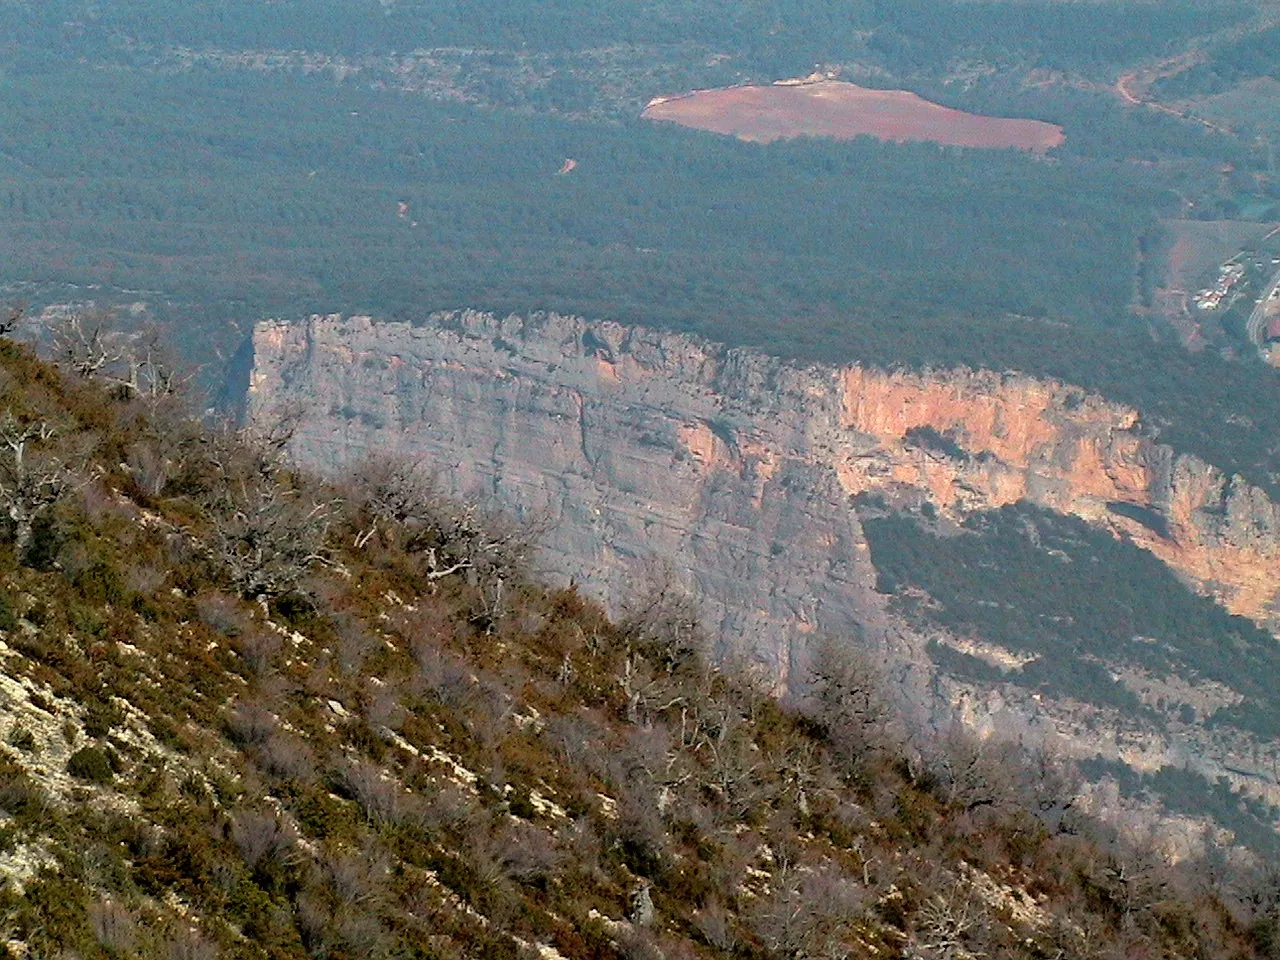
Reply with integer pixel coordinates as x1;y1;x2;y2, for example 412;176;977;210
0;321;1269;959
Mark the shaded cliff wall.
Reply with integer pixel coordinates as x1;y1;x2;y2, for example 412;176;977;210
248;311;1280;647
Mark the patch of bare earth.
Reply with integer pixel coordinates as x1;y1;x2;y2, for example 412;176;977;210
642;78;1065;152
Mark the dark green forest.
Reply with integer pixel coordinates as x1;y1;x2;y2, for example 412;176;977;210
0;64;1151;329
862;502;1280;739
1152;24;1280;99
6;0;1248;72
0;1;1279;495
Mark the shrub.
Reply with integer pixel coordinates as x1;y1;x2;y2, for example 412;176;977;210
67;745;114;783
0;592;16;633
331;757;402;826
0;767;50;821
5;724;36;753
196;592;247;637
82;697;123;739
88;898;137;955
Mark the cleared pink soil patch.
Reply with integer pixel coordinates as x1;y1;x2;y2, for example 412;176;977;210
642;79;1065;153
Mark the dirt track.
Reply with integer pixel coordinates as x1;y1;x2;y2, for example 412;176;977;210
642;80;1065;152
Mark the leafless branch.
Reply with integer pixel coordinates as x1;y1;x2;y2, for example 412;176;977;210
50;312;190;403
0;411;75;561
0;304;24;339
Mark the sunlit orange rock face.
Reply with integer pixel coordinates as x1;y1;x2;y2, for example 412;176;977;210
249;313;1280;635
835;366;1280;627
642;79;1066;152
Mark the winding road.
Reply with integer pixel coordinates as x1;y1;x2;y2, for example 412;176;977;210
1242;224;1280;351
1246;265;1280;350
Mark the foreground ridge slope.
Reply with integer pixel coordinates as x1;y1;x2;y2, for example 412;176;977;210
0;335;1269;958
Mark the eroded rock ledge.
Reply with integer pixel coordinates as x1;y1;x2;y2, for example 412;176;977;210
248;310;1280;651
246;310;1280;841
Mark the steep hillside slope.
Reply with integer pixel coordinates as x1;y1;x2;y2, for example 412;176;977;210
244;311;1280;851
0;334;1271;958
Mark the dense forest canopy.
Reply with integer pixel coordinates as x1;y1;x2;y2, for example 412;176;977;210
5;0;1248;68
0;0;1278;493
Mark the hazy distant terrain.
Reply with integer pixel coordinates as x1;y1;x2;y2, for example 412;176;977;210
1;1;1279;489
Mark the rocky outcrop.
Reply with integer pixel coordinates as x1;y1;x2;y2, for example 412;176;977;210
834;365;1280;628
245;311;1280;847
248;311;1280;638
248;312;891;687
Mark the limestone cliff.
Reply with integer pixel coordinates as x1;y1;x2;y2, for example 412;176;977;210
248;311;889;688
836;366;1280;629
248;311;1280;634
245;311;1280;844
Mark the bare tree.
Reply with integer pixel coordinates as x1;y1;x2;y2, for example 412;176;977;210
1092;846;1172;933
769;739;831;819
51;310;124;379
924;726;1032;818
691;701;768;825
928;728;1002;815
332;758;404;826
348;456;439;551
166;930;218;960
692;898;737;953
1017;743;1082;833
225;698;279;748
0;304;23;338
0;411;74;560
50;311;186;401
118;327;189;401
803;636;892;769
258;728;318;784
347;456;542;622
749;861;866;959
617;566;707;675
470;819;564;886
203;474;333;600
230;808;299;872
183;410;338;600
618;648;692;725
906;873;987;960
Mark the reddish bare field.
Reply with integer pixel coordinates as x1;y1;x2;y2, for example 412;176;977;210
642;79;1065;153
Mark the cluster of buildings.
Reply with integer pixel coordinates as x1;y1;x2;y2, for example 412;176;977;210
1193;260;1245;311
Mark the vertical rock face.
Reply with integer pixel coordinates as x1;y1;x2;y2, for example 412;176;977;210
835;366;1280;629
246;311;1280;847
248;311;1280;643
248;312;891;685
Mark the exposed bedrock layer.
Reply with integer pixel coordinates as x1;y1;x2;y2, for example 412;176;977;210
249;311;887;688
246;312;1280;844
248;310;1280;644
